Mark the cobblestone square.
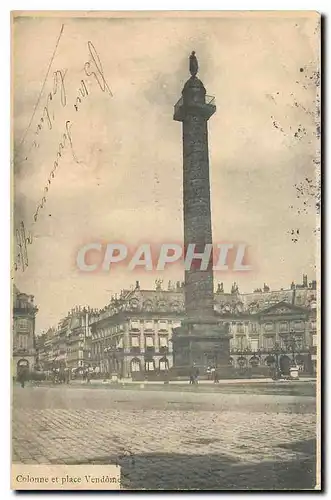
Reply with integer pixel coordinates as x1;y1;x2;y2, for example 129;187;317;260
12;385;317;490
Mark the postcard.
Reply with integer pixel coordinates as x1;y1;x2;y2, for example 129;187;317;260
12;11;321;490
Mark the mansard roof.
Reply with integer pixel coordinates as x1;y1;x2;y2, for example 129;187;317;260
90;283;316;325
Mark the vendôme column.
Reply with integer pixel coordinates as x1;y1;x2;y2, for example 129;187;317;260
172;52;232;375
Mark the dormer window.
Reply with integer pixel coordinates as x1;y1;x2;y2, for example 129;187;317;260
130;299;139;310
144;301;153;312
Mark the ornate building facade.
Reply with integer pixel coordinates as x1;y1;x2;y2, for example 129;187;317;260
89;276;317;378
35;275;317;379
12;285;38;378
37;307;96;375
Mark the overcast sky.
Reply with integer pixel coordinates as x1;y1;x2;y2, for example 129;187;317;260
13;12;320;332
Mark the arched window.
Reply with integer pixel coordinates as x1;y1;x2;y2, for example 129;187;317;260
249;356;259;367
145;359;155;371
237;356;247;367
159;357;169;371
130;358;141;373
265;355;275;366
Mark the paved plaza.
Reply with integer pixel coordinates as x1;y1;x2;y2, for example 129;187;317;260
12;385;317;490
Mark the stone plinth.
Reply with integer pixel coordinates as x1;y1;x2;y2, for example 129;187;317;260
172;318;232;377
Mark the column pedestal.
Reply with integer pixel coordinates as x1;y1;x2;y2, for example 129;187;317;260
172;317;233;378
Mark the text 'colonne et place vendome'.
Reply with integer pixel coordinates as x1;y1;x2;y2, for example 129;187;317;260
172;52;232;375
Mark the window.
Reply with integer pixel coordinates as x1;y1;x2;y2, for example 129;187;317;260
145;360;155;371
159;336;168;348
18;334;28;349
159;321;168;331
265;323;274;332
250;323;257;333
237;323;244;334
235;336;247;350
265;337;274;349
16;319;30;332
144;321;154;331
78;350;83;359
144;301;153;312
294;321;304;331
279;322;289;333
311;320;316;331
295;336;304;350
159;358;169;370
131;321;140;331
313;334;317;346
131;336;140;348
146;336;154;347
250;339;259;352
131;359;141;372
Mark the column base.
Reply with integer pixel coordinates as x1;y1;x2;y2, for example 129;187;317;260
172;317;232;377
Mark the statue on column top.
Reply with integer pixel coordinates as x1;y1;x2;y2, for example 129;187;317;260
189;51;198;77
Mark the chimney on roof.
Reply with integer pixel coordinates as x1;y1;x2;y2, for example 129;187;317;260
135;280;140;290
303;274;308;288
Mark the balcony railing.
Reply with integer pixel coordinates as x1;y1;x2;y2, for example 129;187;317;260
130;346;141;354
230;346;309;355
174;95;216;115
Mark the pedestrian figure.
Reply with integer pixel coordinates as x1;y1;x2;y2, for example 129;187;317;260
210;366;215;381
18;368;26;388
194;367;199;384
189;367;195;384
213;370;219;384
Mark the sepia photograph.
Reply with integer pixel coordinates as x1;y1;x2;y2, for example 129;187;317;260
11;10;320;490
